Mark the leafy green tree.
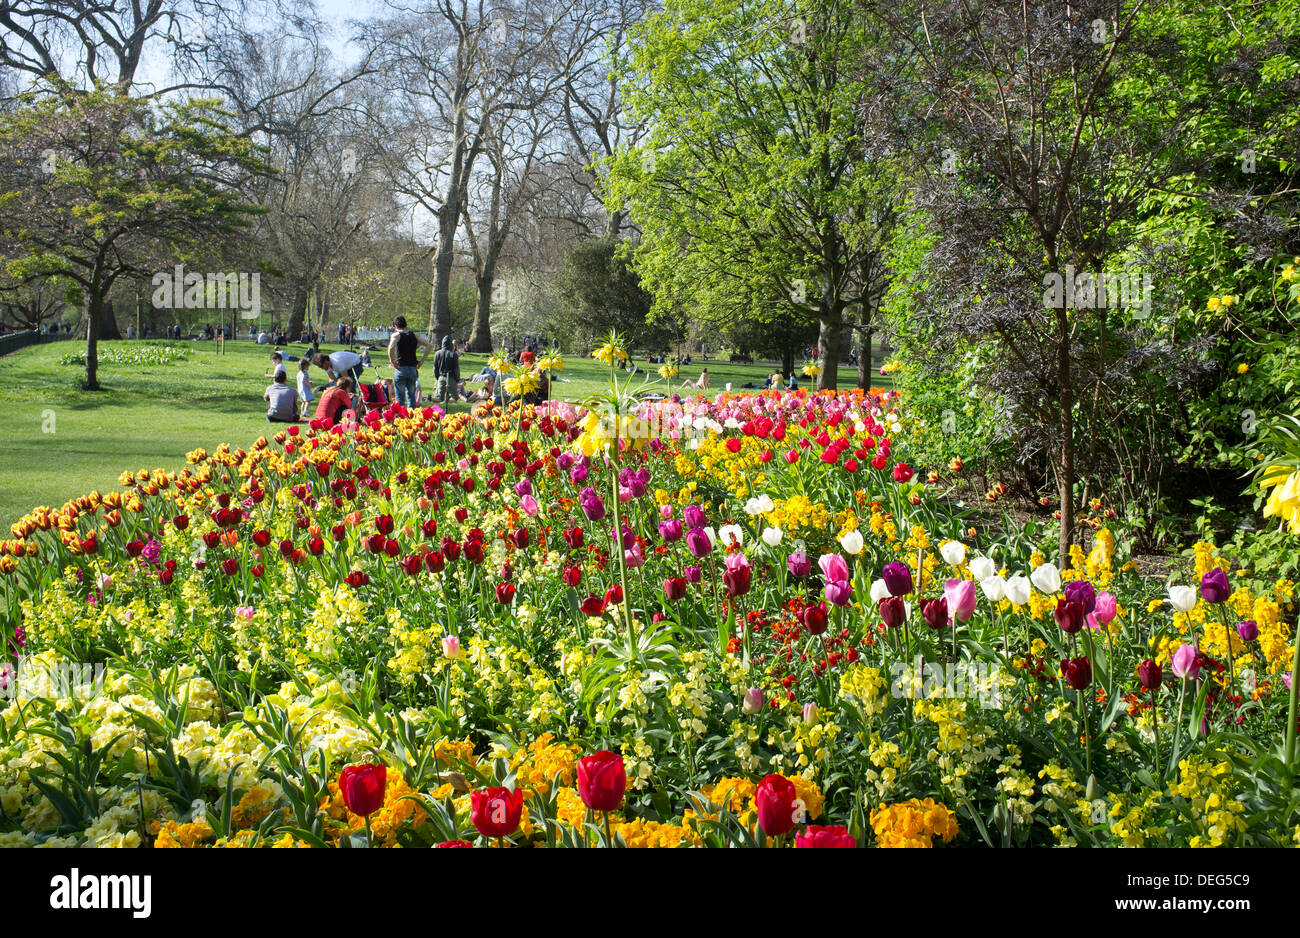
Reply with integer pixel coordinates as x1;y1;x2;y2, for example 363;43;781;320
0;88;268;389
606;0;899;389
552;236;680;351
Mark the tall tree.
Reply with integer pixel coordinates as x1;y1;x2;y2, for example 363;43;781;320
362;0;563;347
871;0;1216;563
0;89;267;389
606;0;900;390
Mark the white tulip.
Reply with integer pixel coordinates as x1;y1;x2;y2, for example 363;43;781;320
869;578;890;604
1004;575;1031;605
1030;562;1061;594
761;526;783;548
718;524;744;547
940;540;967;566
839;530;865;555
980;575;1006;603
1168;585;1197;613
969;556;997;582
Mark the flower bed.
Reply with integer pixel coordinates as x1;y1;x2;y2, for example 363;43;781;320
0;387;1296;848
59;343;188;368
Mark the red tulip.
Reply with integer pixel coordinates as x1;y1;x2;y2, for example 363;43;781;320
494;582;516;604
576;750;626;812
754;774;799;837
801;602;828;636
338;763;387;817
1061;657;1092;690
663;576;688;602
796;825;856;848
470;787;523;840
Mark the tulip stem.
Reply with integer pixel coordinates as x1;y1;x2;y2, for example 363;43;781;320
1167;680;1187;783
604;810;614;848
1286;619;1300;768
364;814;373;849
1151;687;1160;777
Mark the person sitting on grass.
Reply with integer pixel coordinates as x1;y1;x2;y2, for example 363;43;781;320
264;370;299;423
314;375;354;426
681;368;709;391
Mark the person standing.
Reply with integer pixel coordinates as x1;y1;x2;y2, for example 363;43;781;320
387;316;433;408
432;336;461;404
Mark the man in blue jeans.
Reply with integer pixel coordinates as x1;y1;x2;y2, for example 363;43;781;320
387;316;433;408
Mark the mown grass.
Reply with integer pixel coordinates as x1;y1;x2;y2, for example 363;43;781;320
0;338;891;527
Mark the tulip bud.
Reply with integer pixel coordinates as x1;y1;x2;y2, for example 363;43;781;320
742;688;765;715
442;635;461;660
1137;659;1162;691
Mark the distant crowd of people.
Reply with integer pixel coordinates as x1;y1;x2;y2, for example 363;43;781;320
256;316;552;426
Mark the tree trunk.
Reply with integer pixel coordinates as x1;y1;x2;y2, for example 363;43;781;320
287;286;308;340
83;291;102;391
99;297;121;341
816;301;842;391
429;221;457;346
781;343;794;379
857;319;872;389
466;266;495;353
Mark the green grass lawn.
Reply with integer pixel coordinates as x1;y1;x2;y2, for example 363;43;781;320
0;338;892;528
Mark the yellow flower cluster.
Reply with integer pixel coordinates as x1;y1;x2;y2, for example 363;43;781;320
1261;464;1300;534
870;798;958;847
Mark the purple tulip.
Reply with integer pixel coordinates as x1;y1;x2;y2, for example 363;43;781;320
824;579;852;607
1237;620;1258;642
685;527;713;558
683;505;707;529
881;561;913;597
685;565;703;584
514;479;533;497
610;522;636;551
658;518;683;542
578;487;606;522
1201;568;1230;605
1063;580;1096;615
787;552;811;578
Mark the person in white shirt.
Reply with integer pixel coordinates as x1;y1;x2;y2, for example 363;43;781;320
312;349;365;386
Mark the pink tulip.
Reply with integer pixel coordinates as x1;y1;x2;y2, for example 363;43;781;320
943;578;977;623
818;553;850;584
519;494;540;517
1171;643;1200;681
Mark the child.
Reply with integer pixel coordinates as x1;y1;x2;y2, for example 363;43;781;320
296;358;314;418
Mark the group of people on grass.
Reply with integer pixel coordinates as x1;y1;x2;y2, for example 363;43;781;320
259;316;516;425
